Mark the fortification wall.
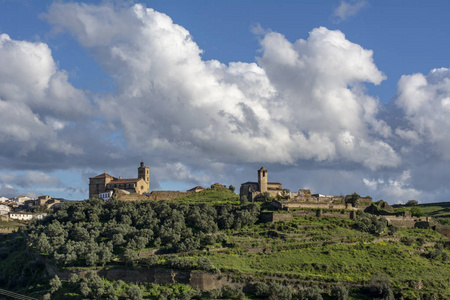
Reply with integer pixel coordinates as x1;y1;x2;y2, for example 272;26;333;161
260;212;293;223
148;191;194;201
45;263;230;291
292;209;353;219
115;194;150;201
274;201;355;211
0;227;18;234
383;216;429;228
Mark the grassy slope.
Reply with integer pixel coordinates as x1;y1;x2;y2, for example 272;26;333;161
418;202;450;220
171;187;239;205
183;216;450;297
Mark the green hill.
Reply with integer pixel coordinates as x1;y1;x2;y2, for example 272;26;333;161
1;197;449;299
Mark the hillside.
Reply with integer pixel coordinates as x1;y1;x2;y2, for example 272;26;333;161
394;202;450;225
0;193;449;299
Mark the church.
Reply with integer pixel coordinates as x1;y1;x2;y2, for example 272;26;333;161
89;162;150;199
240;167;286;201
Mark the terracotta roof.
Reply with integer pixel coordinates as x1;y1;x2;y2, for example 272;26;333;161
90;173;115;179
107;178;140;185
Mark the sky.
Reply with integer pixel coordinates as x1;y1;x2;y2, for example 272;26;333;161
1;0;450;204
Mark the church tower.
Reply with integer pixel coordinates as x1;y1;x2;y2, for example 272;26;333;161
138;161;150;186
258;167;268;193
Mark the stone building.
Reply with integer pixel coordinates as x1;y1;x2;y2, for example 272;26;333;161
240;167;285;201
89;162;150;199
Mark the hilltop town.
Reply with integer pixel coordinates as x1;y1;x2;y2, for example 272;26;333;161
1;162;449;299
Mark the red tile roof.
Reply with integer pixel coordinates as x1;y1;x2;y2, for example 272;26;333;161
90;173;115;179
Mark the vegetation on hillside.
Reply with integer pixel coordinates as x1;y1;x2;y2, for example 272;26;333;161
1;190;449;299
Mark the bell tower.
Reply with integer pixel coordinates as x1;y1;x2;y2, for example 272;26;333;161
138;161;150;185
258;167;268;193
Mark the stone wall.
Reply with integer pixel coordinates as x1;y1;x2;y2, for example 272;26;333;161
45;263;231;291
383;215;429;228
260;212;293;223
0;227;18;234
148;191;194;201
292;209;353;219
272;200;354;211
435;225;450;238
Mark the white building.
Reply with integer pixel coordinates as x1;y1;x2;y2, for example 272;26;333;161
9;213;33;221
99;190;114;201
0;196;10;203
8;212;47;221
0;204;11;215
14;195;32;204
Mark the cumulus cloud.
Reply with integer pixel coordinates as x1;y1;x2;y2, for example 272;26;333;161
363;171;422;203
333;0;368;22
0;33;94;161
395;68;450;161
1;1;448;203
44;3;399;172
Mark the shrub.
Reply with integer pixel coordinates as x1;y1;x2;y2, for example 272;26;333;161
195;257;218;273
416;237;426;246
401;236;415;246
300;286;322;300
254;282;269;296
49;275;62;294
221;285;245;299
367;273;394;300
127;284;143;300
331;285;349;300
428;249;442;260
269;282;292;300
208;288;223;299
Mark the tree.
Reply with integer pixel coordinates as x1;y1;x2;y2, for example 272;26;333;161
331;285;349;300
406;199;419;206
301;286;322;300
410;206;425;217
228;185;235;192
127;284;143;300
49;275;62;294
240;195;249;206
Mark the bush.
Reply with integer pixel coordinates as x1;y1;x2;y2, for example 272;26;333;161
355;211;387;235
300;286;322;300
221;285;245;300
49;275;62;294
197;257;218;273
127;284;143;300
268;282;292;300
208;288;223;299
331;285;349;300
428;249;442;260
367;273;394;300
410;207;425;217
401;236;415;246
254;282;269;296
406;200;419;206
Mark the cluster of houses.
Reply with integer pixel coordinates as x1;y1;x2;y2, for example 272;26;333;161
0;195;63;222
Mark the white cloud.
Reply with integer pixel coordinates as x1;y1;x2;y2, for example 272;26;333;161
1;1;447;203
44;3;399;171
363;171;422;203
0;33;93;158
333;0;368;22
395;68;450;160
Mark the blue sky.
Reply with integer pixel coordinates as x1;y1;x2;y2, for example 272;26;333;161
1;0;450;203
